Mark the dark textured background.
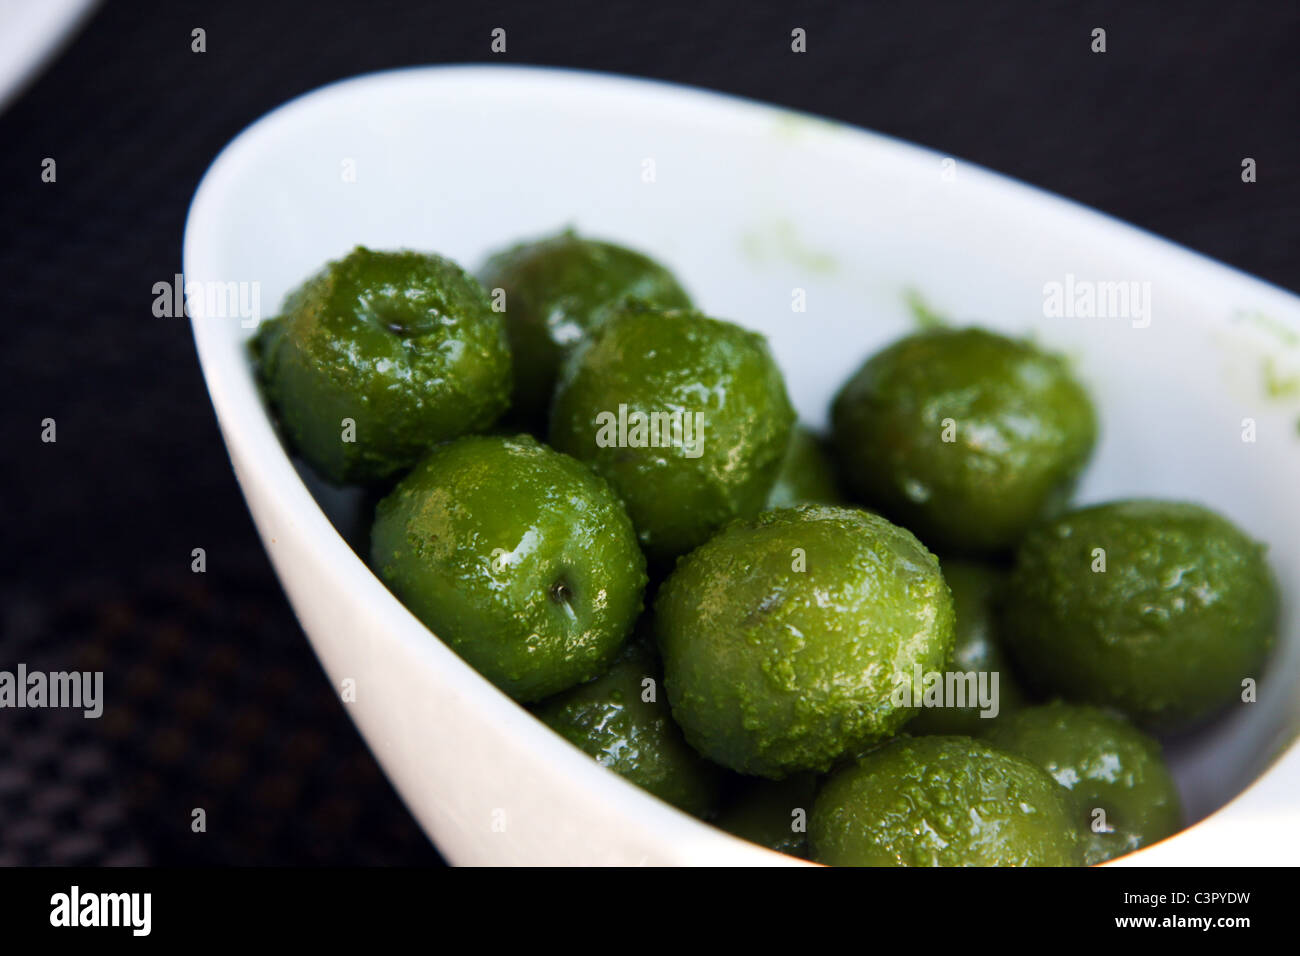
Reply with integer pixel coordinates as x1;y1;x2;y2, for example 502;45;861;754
0;0;1296;864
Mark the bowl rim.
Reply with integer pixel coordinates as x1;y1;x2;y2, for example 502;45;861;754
183;62;1300;866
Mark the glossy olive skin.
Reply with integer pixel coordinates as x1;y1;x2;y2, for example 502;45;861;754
985;702;1182;865
550;307;795;560
766;426;843;509
1002;500;1277;730
532;631;723;817
655;505;954;778
715;773;820;858
810;736;1082;867
253;247;511;486
830;327;1097;554
370;434;646;702
907;561;1026;736
478;231;692;429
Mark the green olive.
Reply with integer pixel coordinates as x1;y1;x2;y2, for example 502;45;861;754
906;560;1026;736
831;327;1097;554
766;426;843;509
1001;500;1277;730
478;230;692;430
655;505;953;778
985;702;1183;865
370;434;646;702
550;307;794;560
254;247;511;485
532;631;723;817
811;735;1082;867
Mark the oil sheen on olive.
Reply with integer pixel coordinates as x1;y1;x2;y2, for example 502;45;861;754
478;230;692;430
906;560;1026;736
550;307;794;560
532;631;723;818
985;702;1183;865
253;247;511;485
810;735;1082;867
1001;500;1276;730
370;434;646;702
830;326;1097;554
655;505;954;778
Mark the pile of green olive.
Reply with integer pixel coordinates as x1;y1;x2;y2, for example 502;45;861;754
252;231;1277;866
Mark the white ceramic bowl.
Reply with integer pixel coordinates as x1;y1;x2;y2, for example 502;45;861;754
184;65;1300;865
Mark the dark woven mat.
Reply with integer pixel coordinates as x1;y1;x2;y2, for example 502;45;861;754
0;565;439;865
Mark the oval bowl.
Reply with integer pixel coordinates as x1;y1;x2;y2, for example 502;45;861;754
184;64;1300;865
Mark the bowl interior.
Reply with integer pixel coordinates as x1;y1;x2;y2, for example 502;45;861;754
184;65;1300;863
